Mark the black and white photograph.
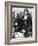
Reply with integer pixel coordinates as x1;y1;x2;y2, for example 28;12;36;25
11;7;32;39
5;2;37;44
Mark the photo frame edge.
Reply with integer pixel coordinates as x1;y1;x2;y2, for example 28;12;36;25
5;1;37;45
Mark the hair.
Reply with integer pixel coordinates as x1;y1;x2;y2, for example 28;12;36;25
24;8;29;13
27;13;30;16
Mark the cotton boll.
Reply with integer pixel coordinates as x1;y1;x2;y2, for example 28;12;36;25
15;22;18;26
14;32;24;38
14;32;18;38
22;29;26;33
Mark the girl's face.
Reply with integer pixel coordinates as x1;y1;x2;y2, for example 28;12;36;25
25;10;28;15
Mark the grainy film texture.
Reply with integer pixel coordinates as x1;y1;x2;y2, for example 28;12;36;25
11;7;32;39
